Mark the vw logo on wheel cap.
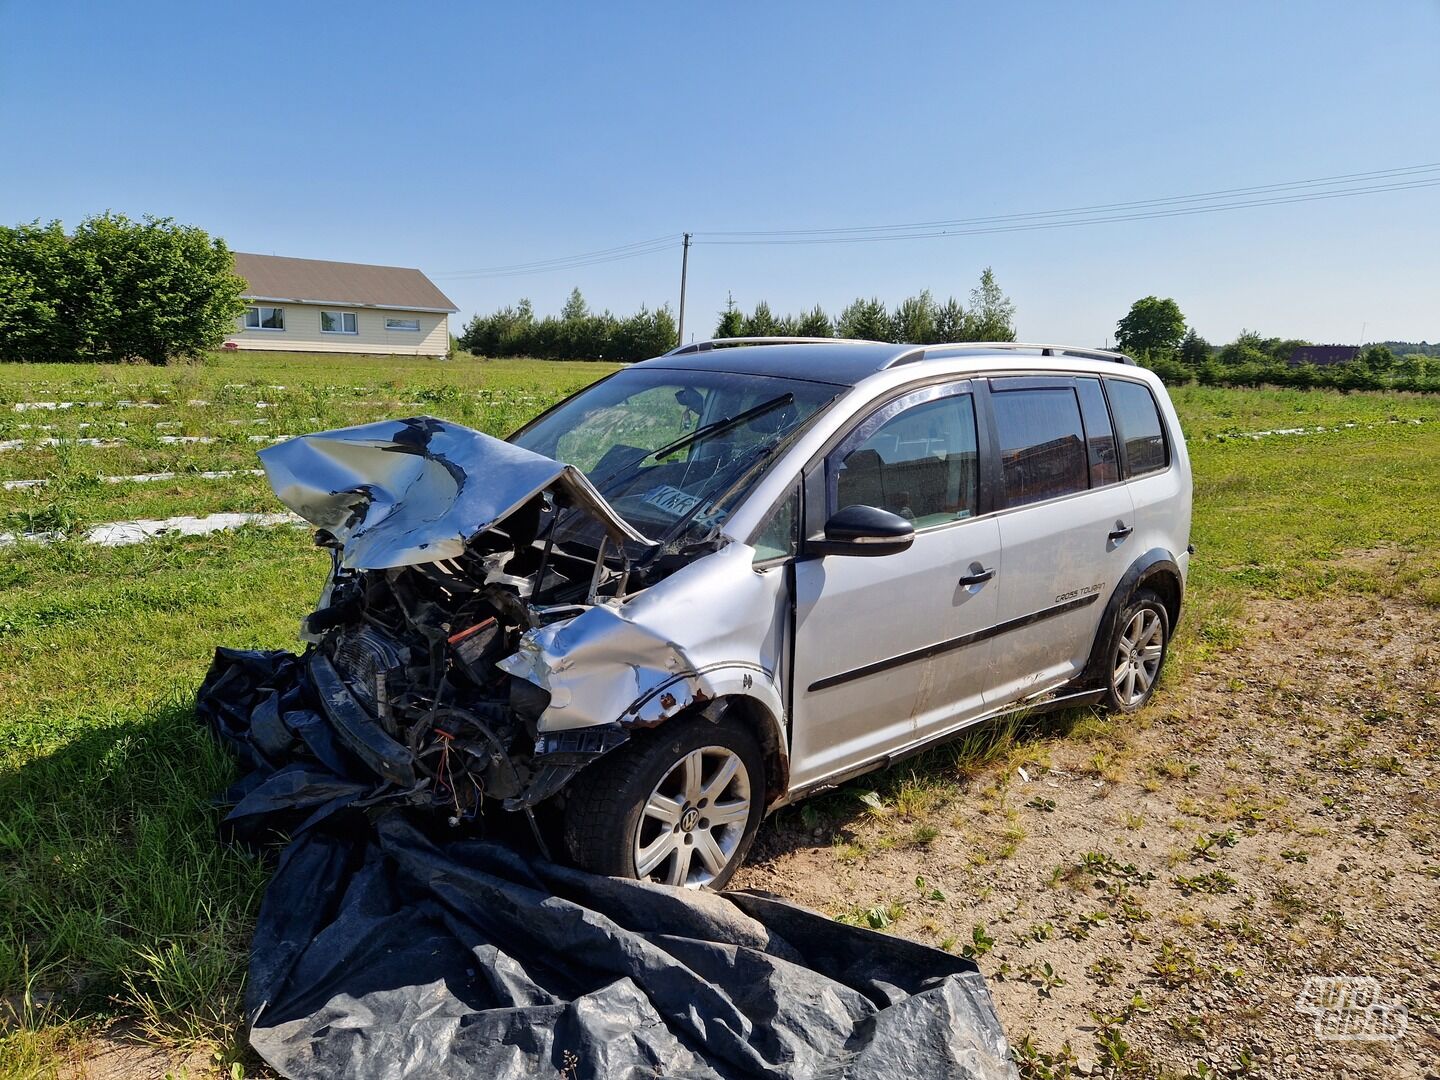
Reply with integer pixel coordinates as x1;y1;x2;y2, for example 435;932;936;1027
680;807;700;832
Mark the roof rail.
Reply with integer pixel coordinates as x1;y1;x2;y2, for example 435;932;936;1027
665;336;883;356
888;342;1137;367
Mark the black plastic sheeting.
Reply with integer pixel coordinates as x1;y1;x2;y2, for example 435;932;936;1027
197;647;1019;1080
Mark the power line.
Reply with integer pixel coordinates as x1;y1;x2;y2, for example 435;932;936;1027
428;162;1440;280
433;234;681;279
694;162;1440;239
693;176;1440;246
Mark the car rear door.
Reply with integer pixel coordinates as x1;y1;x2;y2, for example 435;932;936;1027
788;380;1002;791
985;376;1136;704
1104;375;1186;559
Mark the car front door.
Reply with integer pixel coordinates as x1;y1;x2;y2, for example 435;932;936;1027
788;381;1002;791
985;377;1136;704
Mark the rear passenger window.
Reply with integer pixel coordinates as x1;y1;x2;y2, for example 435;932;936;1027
1075;378;1119;486
829;390;979;528
992;388;1089;508
1106;380;1168;476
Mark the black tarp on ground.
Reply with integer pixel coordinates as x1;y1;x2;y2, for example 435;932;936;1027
197;647;1019;1080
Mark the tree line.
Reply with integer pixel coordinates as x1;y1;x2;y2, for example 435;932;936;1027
713;268;1017;344
1114;295;1440;393
458;289;677;362
0;214;244;363
460;267;1018;362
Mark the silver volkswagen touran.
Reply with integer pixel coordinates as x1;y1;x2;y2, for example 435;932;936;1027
262;338;1192;889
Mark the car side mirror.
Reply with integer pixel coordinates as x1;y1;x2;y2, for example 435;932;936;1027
808;504;915;557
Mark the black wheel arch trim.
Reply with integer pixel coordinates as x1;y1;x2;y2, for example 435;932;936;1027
1079;547;1183;688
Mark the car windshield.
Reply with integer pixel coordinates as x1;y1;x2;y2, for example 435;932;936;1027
510;366;840;546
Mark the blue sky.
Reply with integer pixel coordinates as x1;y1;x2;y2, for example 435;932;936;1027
2;1;1437;345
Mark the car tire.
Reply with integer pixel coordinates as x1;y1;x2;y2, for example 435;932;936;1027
561;708;766;890
1098;588;1170;713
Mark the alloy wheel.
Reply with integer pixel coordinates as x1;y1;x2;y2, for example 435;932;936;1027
634;746;752;888
1112;607;1164;707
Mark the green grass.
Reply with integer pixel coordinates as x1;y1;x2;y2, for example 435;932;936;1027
2;353;1438;1067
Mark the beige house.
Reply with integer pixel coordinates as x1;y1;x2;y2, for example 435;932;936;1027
225;253;458;357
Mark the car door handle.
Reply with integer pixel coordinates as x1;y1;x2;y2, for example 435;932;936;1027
958;567;995;586
1108;523;1134;542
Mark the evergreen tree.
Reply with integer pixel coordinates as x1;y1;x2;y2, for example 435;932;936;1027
793;304;833;337
837;297;893;341
891;290;938;343
1178;328;1210;368
933;296;967;342
742;300;781;336
714;293;744;338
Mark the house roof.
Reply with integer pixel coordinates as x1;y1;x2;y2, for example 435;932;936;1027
233;253;458;313
1287;344;1360;367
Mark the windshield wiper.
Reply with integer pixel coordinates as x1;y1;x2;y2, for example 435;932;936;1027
587;392;796;495
646;392;794;464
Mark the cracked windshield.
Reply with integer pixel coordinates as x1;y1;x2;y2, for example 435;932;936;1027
512;367;838;541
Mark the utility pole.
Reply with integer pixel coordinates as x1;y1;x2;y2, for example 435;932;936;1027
676;232;692;346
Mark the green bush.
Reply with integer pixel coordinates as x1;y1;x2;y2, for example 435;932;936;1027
0;213;245;364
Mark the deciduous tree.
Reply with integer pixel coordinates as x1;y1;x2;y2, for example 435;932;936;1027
1115;296;1185;356
966;268;1016;341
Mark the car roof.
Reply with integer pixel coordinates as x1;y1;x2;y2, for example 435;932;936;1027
633;338;1139;388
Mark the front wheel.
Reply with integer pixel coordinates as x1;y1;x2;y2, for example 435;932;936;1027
561;710;765;890
1100;588;1170;712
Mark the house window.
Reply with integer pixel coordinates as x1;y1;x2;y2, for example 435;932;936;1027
320;310;358;334
385;317;420;331
244;306;285;331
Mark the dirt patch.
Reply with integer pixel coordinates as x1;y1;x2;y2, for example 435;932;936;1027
51;1028;218;1080
735;593;1440;1078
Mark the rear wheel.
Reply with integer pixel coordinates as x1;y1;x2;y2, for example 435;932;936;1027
1100;588;1170;712
561;709;765;890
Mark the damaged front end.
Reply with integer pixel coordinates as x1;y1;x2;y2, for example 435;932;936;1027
259;416;696;824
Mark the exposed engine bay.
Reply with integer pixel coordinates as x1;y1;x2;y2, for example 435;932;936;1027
304;505;637;821
256;416;719;832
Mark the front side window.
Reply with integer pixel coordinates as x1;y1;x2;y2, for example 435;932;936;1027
511;367;840;549
321;310;357;334
244;306;285;330
1106;379;1169;476
386;317;420;331
827;386;979;528
992;387;1088;508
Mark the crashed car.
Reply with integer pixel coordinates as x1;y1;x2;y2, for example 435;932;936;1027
260;338;1192;889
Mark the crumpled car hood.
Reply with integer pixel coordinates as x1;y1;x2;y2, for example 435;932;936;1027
259;416;653;569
